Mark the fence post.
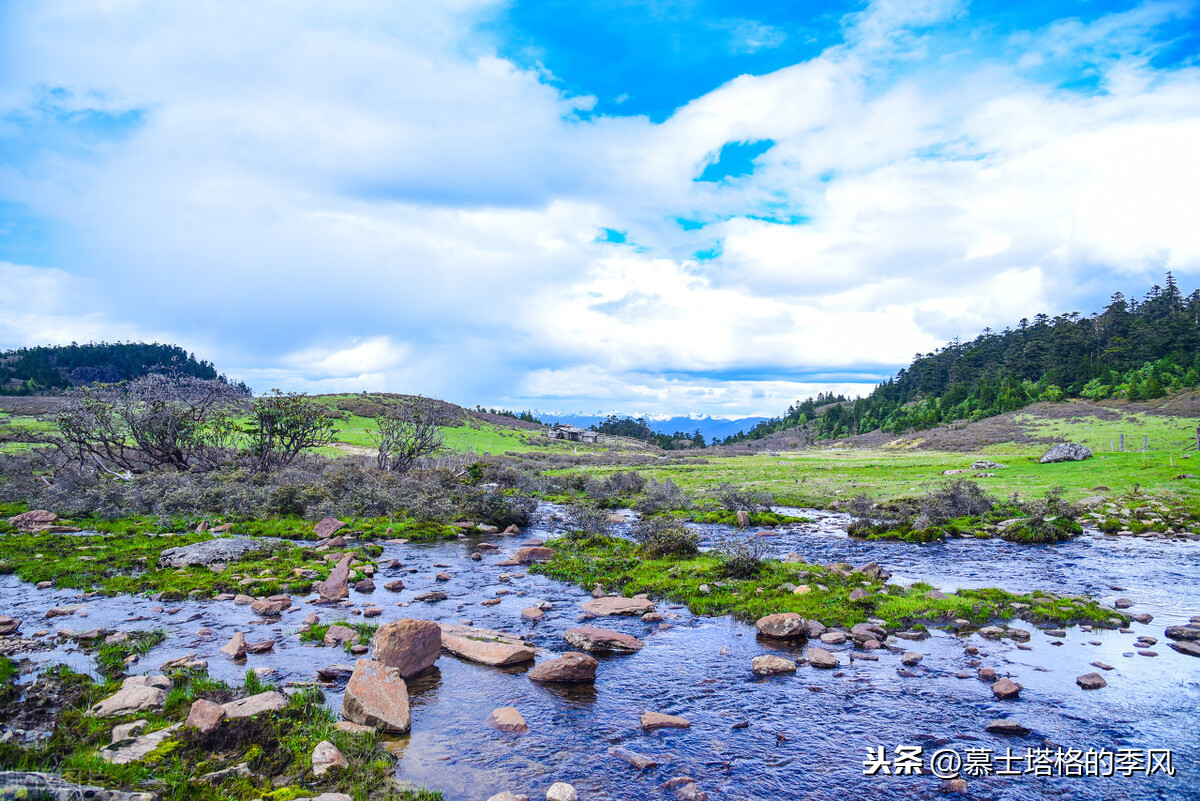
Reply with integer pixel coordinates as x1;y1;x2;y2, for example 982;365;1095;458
1144;435;1149;452
1119;433;1125;451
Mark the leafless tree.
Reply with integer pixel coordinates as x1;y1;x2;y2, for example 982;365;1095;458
55;373;247;474
249;390;337;473
372;398;444;472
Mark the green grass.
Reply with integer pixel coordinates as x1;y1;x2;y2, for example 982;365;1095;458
300;622;379;652
0;666;442;801
531;534;1126;632
0;530;378;599
93;630;169;677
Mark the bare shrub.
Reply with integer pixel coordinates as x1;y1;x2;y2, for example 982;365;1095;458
632;516;699;558
372;398;444;473
565;503;613;543
249;391;336;473
55;373;246;474
635;478;688;514
714;483;774;515
715;530;767;579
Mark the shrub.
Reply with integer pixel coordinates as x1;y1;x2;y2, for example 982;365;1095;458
713;483;773;515
635;478;688;514
715;531;766;579
565;503;613;543
632;516;700;558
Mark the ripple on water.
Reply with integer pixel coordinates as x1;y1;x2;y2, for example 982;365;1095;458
1;502;1197;800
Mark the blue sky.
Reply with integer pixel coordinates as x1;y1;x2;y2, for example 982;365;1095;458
1;0;1199;416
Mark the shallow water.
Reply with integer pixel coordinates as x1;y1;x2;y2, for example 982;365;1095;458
2;504;1198;800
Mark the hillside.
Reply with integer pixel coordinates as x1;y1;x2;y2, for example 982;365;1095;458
0;342;223;395
727;274;1200;445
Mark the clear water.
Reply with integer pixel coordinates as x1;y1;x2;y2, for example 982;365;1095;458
3;504;1197;800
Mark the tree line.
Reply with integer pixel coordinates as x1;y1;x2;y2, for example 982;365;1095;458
589;414;707;449
0;342;239;395
722;274;1200;443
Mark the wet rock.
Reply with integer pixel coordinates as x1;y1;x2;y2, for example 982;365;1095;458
354;578;375;593
245;638;275;654
977;666;996;681
736;510;750;527
0;616;20;636
1169;641;1200;657
487;794;531;801
900;652;923;666
978;626;1004;639
158;537;278;568
581;596;656;616
414;591;448;602
609;746;659;770
752;655;797;676
985;719;1030;735
371;619;441;678
318;664;355;681
384;579;406;592
316;554;354;601
851;622;887;641
546;782;577;801
1044;629;1066;637
1090;661;1114;670
435;572;451;582
819;631;847;645
805;647;839;669
940;778;969;794
185;698;226;734
251;596;291;617
233;594;254;605
440;623;536;666
521;607;544;622
159;652;205;672
528;651;598;683
311;740;348;776
513;546;556;564
755;613;807;639
992;677;1023;700
563;626;645;654
642;612;663;623
342;659;411;733
1114;598;1132;609
222;691;288;719
45;605;84;619
1164;625;1200;641
487;706;528;732
642;711;690;730
1076;672;1107;690
325;624;358;647
314;517;348;538
90;676;169;717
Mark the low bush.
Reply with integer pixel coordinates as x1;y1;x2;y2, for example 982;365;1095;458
632;516;700;558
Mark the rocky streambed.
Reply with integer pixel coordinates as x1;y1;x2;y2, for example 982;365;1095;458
1;503;1198;800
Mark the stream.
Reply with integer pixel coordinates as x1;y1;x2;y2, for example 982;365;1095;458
2;503;1198;801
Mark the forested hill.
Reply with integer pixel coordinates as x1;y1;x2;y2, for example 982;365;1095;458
725;274;1200;444
0;343;224;395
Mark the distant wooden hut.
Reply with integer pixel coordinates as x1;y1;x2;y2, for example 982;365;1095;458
546;424;598;443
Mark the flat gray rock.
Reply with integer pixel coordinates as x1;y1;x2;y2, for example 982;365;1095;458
158;538;278;568
0;771;158;800
1039;443;1092;463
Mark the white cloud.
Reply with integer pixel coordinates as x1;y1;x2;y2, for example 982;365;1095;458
1;2;1198;416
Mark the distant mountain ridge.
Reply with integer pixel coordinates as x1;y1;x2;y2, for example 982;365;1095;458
536;412;769;442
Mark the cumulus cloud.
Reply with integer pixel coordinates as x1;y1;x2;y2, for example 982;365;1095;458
1;1;1198;416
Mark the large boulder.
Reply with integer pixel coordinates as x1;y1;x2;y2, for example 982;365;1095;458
580;596;656;617
563;626;645;654
513;547;556;564
314;517;347;538
439;624;535;666
89;676;170;717
343;660;411;733
0;616;20;636
371;619;441;678
157;537;278;568
528;652;598;683
185;699;227;734
5;510;59;532
222;691;288;719
1039;443;1092;464
1164;625;1200;641
755;613;807;639
316;554;354;601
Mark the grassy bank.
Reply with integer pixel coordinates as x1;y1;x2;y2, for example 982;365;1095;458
0;663;440;801
531;534;1126;632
